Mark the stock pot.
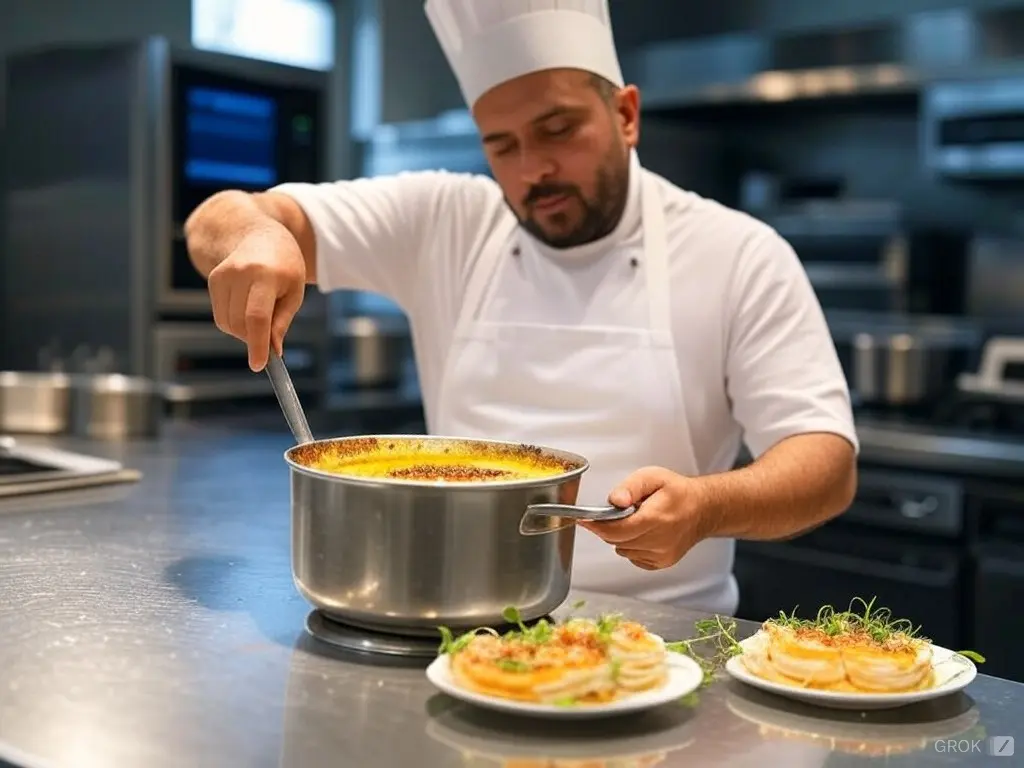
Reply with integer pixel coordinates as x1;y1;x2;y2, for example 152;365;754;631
283;434;591;634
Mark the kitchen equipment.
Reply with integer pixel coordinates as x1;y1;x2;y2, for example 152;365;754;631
964;235;1024;335
266;352;313;444
828;312;983;406
71;374;165;440
923;75;1024;180
0;434;140;497
752;190;908;313
265;354;614;635
958;336;1024;402
0;371;72;434
1;39;330;410
155;323;327;415
852;332;953;405
751;185;969;315
331;314;410;390
518;502;635;536
285;435;584;635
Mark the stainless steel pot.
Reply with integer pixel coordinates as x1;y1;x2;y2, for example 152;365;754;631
852;333;941;405
71;374;164;440
284;434;588;634
0;371;72;434
851;327;980;406
828;312;983;407
332;315;409;389
264;352;630;635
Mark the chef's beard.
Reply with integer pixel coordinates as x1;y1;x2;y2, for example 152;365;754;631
512;144;630;249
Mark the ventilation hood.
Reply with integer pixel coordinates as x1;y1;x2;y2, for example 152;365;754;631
625;6;1024;111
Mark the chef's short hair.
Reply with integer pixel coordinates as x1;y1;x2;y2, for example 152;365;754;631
589;74;618;103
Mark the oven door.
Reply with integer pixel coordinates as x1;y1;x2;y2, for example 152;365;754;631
162;58;325;313
734;469;968;649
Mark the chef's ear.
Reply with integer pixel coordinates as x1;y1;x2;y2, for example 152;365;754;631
613;84;640;148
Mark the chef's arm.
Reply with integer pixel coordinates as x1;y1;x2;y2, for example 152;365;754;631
708;229;859;540
269;172;499;309
186;190;319;282
697;432;856;541
190;170;495;310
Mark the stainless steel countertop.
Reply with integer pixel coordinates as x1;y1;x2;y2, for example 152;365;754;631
0;422;1020;768
856;419;1024;480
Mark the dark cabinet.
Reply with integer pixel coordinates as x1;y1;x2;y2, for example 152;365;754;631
973;543;1024;683
969;485;1024;684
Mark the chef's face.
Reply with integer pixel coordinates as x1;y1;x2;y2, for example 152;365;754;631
473;68;640;248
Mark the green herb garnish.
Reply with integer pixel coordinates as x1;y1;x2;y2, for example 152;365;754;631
437;603;582;657
437;625;484;655
496;659;530;672
502;605;527;630
596;612;622;639
609;658;621;681
769;596;924;644
665;614;743;686
678;691;700;708
956;649;986;663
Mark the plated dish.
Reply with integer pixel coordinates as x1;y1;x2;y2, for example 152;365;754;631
426;606;704;718
724;598;983;710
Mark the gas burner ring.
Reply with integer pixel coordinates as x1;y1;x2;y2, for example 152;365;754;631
303;610;559;658
304;610;442;658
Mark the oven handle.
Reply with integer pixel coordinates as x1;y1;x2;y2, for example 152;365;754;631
743;543;958;588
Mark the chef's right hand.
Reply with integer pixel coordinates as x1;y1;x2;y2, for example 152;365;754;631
206;224;306;372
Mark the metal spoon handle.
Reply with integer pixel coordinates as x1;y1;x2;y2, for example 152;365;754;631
525;503;636;522
265;351;314;445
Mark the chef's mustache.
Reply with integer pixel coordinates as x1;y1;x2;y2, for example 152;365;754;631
524;183;579;207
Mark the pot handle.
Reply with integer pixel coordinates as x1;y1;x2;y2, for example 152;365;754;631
519;503;636;536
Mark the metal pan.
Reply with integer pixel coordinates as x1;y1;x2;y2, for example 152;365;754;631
265;352;634;634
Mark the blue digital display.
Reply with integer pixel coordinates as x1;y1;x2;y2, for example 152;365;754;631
184;87;277;186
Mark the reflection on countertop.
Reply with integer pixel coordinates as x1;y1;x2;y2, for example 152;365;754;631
0;421;1019;768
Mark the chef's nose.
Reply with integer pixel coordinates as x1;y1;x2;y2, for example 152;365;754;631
518;149;557;185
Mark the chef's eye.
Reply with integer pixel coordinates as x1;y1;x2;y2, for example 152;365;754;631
491;141;518;156
541;121;573;137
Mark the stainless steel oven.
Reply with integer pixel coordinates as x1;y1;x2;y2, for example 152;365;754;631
759;199;910;313
155;321;327;413
923;76;1024;180
1;38;330;402
162;47;327;313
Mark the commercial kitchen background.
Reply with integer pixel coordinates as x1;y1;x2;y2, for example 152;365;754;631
1;0;1023;682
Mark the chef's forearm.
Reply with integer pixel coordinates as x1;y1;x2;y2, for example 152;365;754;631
695;433;857;541
184;189;317;282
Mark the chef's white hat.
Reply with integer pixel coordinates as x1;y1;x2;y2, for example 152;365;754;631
424;0;625;107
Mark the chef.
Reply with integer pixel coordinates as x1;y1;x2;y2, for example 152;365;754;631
184;0;859;615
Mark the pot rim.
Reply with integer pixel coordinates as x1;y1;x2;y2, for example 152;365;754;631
282;433;591;490
0;370;72;387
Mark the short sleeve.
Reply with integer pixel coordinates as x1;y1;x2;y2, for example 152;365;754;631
725;229;859;458
271;170;501;314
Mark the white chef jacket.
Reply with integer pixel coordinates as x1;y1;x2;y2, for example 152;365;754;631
273;153;858;613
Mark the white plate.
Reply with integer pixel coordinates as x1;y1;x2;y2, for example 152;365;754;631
725;632;978;710
425;648;705;719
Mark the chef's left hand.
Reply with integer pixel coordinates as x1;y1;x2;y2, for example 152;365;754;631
577;466;707;570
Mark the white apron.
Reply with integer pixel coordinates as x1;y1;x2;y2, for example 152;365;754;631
435;173;738;614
